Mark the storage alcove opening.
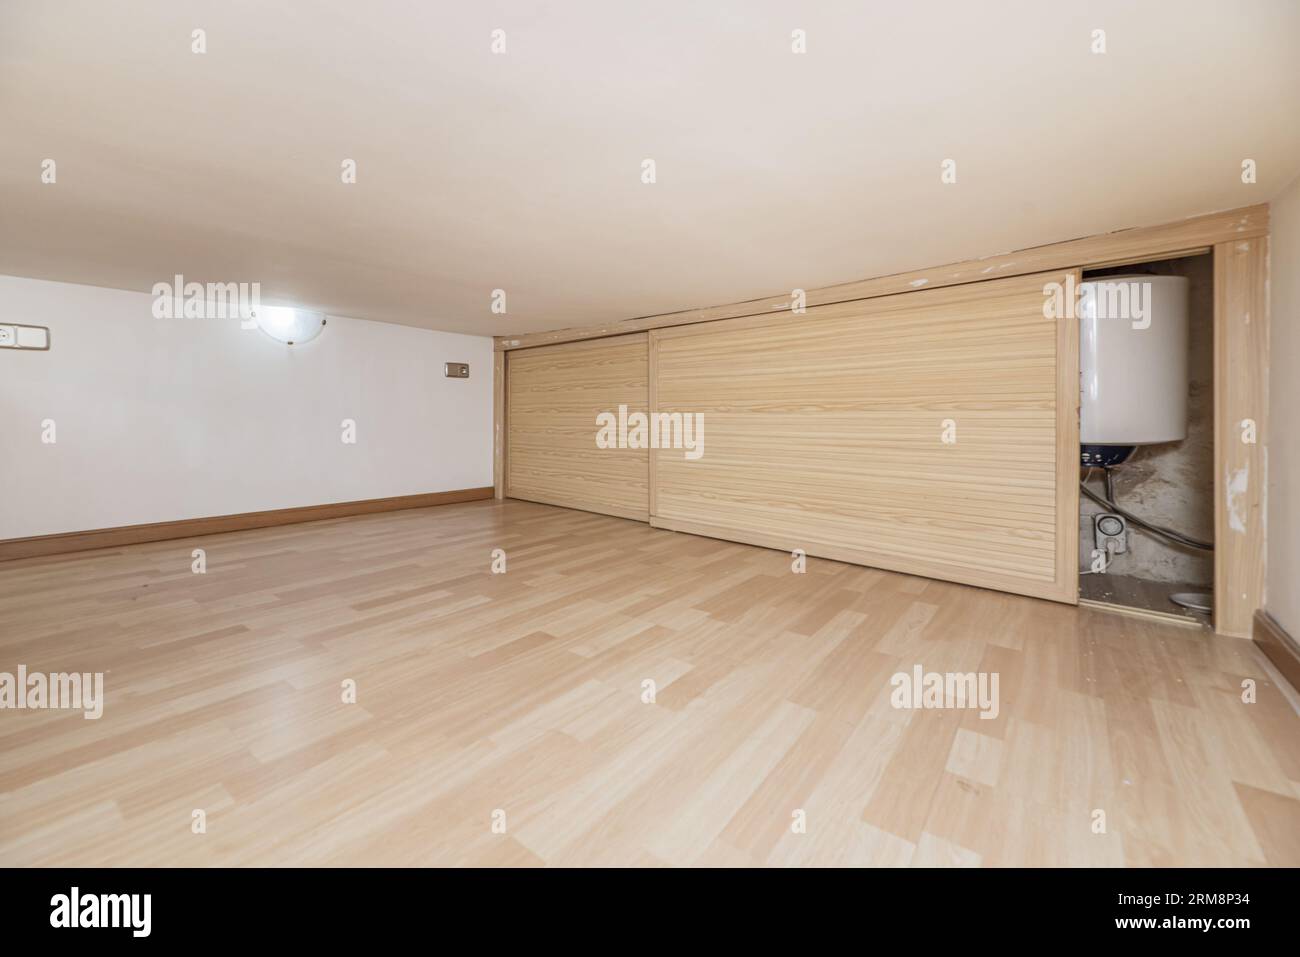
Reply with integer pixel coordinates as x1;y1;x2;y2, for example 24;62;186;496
1077;253;1215;625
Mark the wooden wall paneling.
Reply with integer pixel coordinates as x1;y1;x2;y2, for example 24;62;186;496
650;270;1079;603
496;205;1267;351
1214;238;1269;637
506;333;650;521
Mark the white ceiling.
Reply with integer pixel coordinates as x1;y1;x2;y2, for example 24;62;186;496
2;0;1298;338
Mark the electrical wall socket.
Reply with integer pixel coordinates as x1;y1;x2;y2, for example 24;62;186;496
1094;512;1128;555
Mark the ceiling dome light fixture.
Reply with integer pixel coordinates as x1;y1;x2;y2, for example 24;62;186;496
252;306;327;345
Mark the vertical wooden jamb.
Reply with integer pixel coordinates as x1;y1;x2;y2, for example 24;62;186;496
494;347;508;500
1213;238;1269;637
647;330;659;518
1055;269;1082;603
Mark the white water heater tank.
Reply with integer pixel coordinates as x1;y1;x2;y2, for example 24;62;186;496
1079;274;1189;445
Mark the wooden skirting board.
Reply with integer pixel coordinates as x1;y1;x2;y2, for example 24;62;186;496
0;487;494;562
1254;610;1300;694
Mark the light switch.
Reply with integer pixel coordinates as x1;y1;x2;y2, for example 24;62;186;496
444;362;470;378
16;326;50;349
0;323;50;349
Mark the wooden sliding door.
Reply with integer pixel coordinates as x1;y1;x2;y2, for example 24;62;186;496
650;271;1079;602
506;333;649;521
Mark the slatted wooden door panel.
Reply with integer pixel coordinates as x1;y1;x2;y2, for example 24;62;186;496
651;271;1079;602
507;333;649;521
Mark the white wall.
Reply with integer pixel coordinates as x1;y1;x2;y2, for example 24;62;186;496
1268;176;1300;638
0;276;493;539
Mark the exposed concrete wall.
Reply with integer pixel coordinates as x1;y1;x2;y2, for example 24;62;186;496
1079;254;1214;586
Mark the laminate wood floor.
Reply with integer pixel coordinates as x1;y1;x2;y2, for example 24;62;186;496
1;500;1297;867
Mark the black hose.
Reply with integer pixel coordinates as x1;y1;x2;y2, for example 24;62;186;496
1081;473;1214;551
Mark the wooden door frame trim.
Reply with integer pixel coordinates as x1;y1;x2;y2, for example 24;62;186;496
494;350;508;499
1055;269;1082;604
647;332;658;519
493;204;1266;352
1213;237;1269;637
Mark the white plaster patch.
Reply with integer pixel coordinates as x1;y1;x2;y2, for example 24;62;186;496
1225;466;1249;533
909;278;929;288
